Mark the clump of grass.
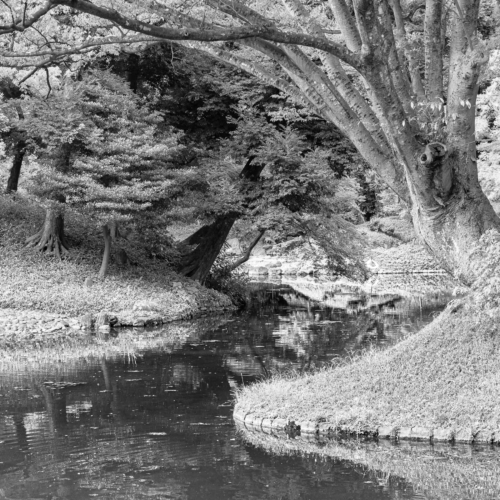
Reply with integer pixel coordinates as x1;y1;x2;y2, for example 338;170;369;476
0;195;231;316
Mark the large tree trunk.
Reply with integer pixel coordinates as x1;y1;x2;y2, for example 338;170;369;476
178;158;265;283
25;205;69;259
25;145;73;259
411;181;500;284
5;139;26;193
178;215;237;284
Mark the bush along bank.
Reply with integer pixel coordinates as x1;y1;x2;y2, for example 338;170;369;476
233;232;500;446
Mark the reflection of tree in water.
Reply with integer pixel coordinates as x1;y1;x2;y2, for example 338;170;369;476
0;284;452;499
239;282;451;374
0;350;242;499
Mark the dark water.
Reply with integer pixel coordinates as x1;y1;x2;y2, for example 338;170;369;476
0;283;464;499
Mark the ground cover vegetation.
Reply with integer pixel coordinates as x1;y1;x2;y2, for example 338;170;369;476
1;0;500;439
0;194;230;318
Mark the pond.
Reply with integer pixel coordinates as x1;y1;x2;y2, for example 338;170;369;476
1;277;495;500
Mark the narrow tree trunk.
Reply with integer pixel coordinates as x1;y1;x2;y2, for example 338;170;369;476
229;230;265;271
5;139;26;193
25;207;69;259
98;224;112;279
178;215;237;284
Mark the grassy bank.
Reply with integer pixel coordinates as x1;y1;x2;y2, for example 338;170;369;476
235;286;500;433
0;194;232;318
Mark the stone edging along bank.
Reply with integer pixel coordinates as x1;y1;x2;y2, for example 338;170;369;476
233;408;500;445
0;303;235;338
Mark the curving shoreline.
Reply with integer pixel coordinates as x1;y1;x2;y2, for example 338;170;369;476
233;284;500;447
233;407;499;445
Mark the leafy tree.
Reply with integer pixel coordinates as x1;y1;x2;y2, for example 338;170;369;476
178;97;365;281
15;70;186;273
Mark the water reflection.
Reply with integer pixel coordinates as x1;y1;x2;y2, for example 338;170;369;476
0;280;478;500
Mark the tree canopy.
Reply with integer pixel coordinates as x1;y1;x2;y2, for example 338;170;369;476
0;0;499;282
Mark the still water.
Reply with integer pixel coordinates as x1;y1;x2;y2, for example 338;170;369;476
0;279;492;500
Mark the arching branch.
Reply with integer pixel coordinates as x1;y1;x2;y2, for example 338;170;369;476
50;0;362;69
388;0;425;97
281;0;392;157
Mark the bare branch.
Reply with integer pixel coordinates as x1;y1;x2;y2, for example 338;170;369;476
0;35;158;60
17;56;60;83
228;230;265;271
0;1;53;33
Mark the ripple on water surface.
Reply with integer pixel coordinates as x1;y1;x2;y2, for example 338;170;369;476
0;281;492;499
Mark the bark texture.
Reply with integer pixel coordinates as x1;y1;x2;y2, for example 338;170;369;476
98;224;112;279
5;139;26;193
25;207;69;259
178;215;238;284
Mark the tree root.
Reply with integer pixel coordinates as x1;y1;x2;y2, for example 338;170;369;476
26;228;70;260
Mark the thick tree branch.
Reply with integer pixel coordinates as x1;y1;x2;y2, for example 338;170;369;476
50;0;361;69
185;41;312;111
282;0;392;156
424;0;443;99
374;0;413;108
0;35;157;59
388;0;425;97
328;0;362;52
